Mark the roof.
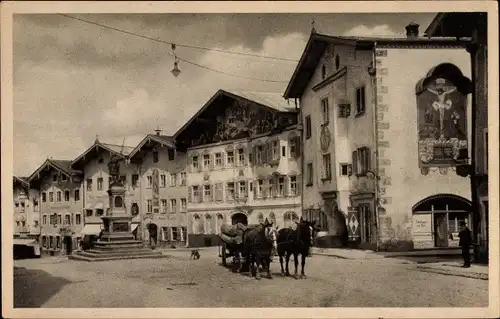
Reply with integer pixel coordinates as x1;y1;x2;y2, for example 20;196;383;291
71;139;134;168
13;176;29;186
28;159;80;183
283;32;471;99
128;134;176;160
424;12;485;38
222;90;297;113
173;89;297;140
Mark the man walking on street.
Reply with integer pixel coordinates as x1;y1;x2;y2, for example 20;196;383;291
458;221;472;268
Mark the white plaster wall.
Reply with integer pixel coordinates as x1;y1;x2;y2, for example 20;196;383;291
378;47;472;245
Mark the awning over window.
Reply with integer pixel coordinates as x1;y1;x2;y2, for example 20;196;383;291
13;238;38;246
80;224;102;235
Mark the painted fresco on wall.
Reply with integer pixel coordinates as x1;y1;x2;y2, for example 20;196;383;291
190;98;294;147
152;168;159;207
416;64;471;175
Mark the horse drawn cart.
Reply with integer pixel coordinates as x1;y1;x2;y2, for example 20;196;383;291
218;223;260;267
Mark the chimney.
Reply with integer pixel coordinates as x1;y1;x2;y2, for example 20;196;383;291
405;22;420;39
154;128;162;136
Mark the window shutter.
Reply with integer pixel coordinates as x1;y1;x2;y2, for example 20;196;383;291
262;183;268;198
297;176;301;195
210;154;215;170
210;184;215;201
295;136;301;158
187;187;192;203
234;183;240;199
253;180;258;198
366;148;371;172
352;151;358;175
262;144;268;164
284;176;290;197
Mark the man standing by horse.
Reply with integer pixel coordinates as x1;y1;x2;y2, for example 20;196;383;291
241;218;278;280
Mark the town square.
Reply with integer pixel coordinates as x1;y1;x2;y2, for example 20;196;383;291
4;3;496;316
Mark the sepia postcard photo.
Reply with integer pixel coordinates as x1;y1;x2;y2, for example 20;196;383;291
1;1;499;318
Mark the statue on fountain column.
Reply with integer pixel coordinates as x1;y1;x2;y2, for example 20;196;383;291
108;154;121;184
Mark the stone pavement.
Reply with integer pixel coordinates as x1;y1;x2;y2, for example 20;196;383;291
311;247;386;260
416;261;489;280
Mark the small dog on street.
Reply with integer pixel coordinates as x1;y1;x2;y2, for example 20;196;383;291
190;249;200;260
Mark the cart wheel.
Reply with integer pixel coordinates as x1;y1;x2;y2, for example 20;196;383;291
221;244;227;267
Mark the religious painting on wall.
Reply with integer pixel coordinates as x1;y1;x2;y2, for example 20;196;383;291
152;168;160;207
415;63;472;175
189;93;296;147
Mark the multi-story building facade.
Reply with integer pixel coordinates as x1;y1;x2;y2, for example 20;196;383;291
425;12;489;262
174;89;301;247
284;25;473;251
28;159;84;256
128;131;189;247
70;139;140;241
13;176;41;256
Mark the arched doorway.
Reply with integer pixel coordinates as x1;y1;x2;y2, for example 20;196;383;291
412;194;472;248
147;223;158;246
231;213;248;225
284;211;299;228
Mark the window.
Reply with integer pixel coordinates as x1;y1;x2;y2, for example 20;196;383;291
321;97;329;124
215;153;222;167
147;200;153;213
75;214;81;225
170;199;177;213
338;104;351;118
153;151;159;163
216;214;224;234
238;149;245;166
269;140;279;161
318;211;328;231
86;179;92;191
358;203;372;243
120;175;126;185
227;151;234;166
168;149;175;161
33;200;39;212
205;215;212;234
192;156;199;170
160;174;166;187
322;154;332;180
147;176;153;188
281;146;286;157
356;86;366;114
193;214;203;234
172;227;180;241
132;174;139;187
74;189;80;201
56;236;61;249
214;183;223;201
353;147;370;175
257;213;264;224
56;191;62;202
64;214;71;225
43;215;47;225
61;175;67;182
306;163;313;186
86;209;93;217
96;209;104;216
339;163;351;176
256;146;263;164
42;192;47;202
238;181;246;198
289;139;297;158
180;172;186;186
34;220;39;228
203;185;211;201
284;211;299;228
64;190;70;202
203;154;211;169
192;185;200;203
321;64;326;79
227;182;235;200
57;214;62;225
52;175;57;182
161;199;167;213
97;177;103;191
305;115;312;139
49;192;54;202
170;174;177;187
290;176;298;195
256;179;264;198
278;177;285;196
180;198;187;212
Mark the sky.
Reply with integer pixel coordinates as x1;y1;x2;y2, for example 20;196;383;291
13;12;437;176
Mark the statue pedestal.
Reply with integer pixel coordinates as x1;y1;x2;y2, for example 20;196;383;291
100;215;136;242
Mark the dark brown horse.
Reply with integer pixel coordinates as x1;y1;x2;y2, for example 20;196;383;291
240;219;277;279
277;217;317;279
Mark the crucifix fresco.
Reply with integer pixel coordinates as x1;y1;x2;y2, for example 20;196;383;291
415;64;471;175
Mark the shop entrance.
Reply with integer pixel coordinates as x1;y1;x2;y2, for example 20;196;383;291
64;236;73;255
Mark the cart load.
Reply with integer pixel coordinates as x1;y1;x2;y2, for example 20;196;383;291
219;223;261;245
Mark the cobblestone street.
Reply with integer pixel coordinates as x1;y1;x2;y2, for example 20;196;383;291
14;249;488;308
